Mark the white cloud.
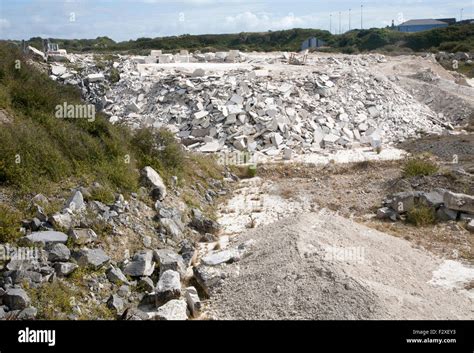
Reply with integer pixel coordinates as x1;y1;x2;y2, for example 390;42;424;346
224;11;310;32
0;18;11;30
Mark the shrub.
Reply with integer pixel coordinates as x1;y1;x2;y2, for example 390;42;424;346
89;185;115;204
247;165;257;178
407;204;436;226
27;280;74;320
342;46;358;54
109;67;120;84
131;127;185;180
0;204;22;243
402;158;438;177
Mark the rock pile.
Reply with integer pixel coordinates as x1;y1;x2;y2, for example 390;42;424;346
377;189;474;231
49;52;452;157
0;165;233;320
104;54;445;155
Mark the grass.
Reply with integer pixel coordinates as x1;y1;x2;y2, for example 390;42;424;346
0;43;140;194
89;185;116;204
27;275;115;320
402;157;439;178
27;280;75;320
247;165;257;178
0;204;23;243
0;42;222;206
406;204;437;226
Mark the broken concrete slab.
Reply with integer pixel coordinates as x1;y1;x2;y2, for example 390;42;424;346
153;299;188;320
444;191;474;214
123;250;155;277
156;270;181;304
25;231;68;245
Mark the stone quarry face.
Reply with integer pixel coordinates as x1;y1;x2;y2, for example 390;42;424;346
51;51;450;159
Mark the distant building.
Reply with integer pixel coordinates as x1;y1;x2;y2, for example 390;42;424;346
398;19;448;32
301;37;327;51
436;18;456;25
457;19;474;25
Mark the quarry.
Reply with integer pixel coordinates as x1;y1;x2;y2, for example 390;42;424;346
0;43;473;322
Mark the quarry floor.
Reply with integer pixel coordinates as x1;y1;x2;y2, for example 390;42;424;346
205;131;474;320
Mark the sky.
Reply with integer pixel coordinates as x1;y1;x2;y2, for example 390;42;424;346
0;0;473;41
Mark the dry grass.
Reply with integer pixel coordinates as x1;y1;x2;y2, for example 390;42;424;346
406;204;437;226
402;157;439;178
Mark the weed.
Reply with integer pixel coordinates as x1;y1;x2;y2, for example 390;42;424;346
402;158;438;178
406;204;436;226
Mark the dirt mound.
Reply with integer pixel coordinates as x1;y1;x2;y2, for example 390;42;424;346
209;211;474;320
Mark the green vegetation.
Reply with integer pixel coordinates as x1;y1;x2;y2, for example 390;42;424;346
402;157;439;178
0;42;222;203
89;185;116;204
407;204;437;226
247;165;257;178
0;204;22;243
0;42;139;194
19;23;474;56
131;128;186;181
27;275;115;320
25;29;332;53
27;280;75;320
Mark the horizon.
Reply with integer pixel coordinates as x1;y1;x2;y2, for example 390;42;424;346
0;0;473;42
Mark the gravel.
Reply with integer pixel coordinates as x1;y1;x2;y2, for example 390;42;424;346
209;210;474;320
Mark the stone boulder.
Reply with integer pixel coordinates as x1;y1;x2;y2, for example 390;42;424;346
201;249;239;266
123;250;155;277
185;286;201;318
47;243;71;262
72;248;110;269
25;231;68;245
106;266;130;285
189;208;221;234
3;288;31;310
141;166;167;201
54;262;78;276
153;249;187;277
444;191;474;214
68;228;98;245
153;299;187;320
64;190;85;212
156;270;181;304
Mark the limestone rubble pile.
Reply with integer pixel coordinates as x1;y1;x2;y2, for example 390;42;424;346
50;52;449;156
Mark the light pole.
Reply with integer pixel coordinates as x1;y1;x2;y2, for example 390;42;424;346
460;8;463;21
349;8;351;31
330;14;332;34
361;4;363;29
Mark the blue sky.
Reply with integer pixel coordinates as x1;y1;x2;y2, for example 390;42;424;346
0;0;472;41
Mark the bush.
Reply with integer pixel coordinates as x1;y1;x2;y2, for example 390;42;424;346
342;46;358;54
89;185;115;204
407;204;436;226
131;128;185;181
0;43;139;193
0;204;22;243
402;158;438;177
27;280;74;320
247;165;257;177
439;41;459;52
108;67;120;84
